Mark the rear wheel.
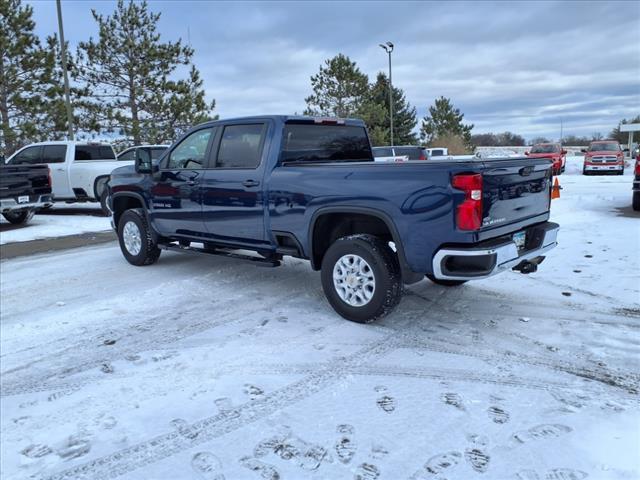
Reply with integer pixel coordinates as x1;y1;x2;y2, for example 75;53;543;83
633;192;640;211
426;274;467;287
117;208;161;266
321;234;402;323
2;209;34;225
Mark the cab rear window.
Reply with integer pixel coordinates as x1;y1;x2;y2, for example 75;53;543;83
281;124;372;163
75;145;116;160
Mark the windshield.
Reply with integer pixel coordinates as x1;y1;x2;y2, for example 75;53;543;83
531;144;559;154
589;143;619;152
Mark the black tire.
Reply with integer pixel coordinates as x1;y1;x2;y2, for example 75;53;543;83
320;234;402;323
582;168;589;176
2;209;34;225
633;192;640;211
117;208;161;266
425;274;467;287
618;168;624;176
100;189;110;216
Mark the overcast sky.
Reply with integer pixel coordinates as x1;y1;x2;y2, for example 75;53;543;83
27;0;640;140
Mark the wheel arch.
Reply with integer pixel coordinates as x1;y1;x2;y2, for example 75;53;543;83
308;206;420;283
93;175;110;200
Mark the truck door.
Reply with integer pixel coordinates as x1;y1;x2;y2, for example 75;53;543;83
43;145;73;197
201;122;269;248
149;127;215;237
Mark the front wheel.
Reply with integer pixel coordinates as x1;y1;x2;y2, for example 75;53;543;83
2;209;35;225
117;208;161;266
426;274;467;287
321;234;402;323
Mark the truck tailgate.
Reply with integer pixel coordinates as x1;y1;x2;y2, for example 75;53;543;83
480;157;552;230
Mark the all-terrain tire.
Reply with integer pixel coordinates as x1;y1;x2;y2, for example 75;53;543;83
425;274;467;287
117;208;161;266
633;191;640;211
321;234;402;323
2;209;35;225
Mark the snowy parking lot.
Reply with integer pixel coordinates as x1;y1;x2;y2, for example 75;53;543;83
1;167;639;479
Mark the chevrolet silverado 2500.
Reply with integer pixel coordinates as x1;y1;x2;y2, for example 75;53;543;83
108;116;559;323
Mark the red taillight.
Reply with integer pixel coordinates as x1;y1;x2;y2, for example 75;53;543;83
419;153;426;160
635;160;640;176
452;173;483;231
47;167;52;187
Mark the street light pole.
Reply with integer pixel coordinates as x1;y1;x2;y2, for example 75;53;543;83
379;41;394;146
56;0;74;140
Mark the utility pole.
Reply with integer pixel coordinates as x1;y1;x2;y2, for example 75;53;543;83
379;42;394;146
56;0;74;140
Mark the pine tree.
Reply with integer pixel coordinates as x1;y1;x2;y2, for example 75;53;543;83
76;0;215;145
304;54;369;118
360;72;417;145
0;0;53;156
419;96;473;146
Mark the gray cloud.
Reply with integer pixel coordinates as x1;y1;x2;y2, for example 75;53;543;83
28;0;640;140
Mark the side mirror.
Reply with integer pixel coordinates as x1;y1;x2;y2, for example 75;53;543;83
524;151;529;155
135;148;153;174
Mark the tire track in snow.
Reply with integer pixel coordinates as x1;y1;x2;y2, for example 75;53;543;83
40;335;400;480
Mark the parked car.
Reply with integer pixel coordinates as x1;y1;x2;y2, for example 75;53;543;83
5;141;121;214
633;153;640;211
0;163;52;225
582;140;625;175
425;147;448;157
372;146;427;162
117;145;169;161
526;143;566;175
108;115;559;324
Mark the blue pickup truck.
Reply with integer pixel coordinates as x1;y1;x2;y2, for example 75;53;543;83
108;116;559;323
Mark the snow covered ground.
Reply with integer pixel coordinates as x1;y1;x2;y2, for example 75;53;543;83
0;203;110;245
1;163;638;480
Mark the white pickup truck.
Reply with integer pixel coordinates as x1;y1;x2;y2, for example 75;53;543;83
5;141;130;214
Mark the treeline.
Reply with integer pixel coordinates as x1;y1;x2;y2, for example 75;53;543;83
0;0;216;156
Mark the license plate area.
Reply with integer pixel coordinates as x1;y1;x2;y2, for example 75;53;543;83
18;195;29;204
513;231;526;251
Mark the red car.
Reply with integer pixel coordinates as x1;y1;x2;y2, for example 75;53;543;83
633;152;640;211
582;140;625;175
526;143;566;175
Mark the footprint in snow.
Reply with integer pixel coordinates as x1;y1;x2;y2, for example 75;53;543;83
239;456;279;480
512;424;572;444
192;451;225;480
375;386;396;413
244;384;265;400
354;462;380;480
441;392;465;410
424;451;462;475
215;397;234;414
21;444;52;458
335;424;356;464
465;448;490;473
55;435;91;460
488;406;510;424
516;468;588;480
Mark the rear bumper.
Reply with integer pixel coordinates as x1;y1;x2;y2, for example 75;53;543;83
0;194;53;214
432;221;559;281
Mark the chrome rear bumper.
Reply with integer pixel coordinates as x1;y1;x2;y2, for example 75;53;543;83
432;222;559;281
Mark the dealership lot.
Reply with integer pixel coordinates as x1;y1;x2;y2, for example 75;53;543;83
1;168;638;479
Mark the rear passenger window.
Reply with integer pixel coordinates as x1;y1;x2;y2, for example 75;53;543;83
281;124;372;163
42;145;67;163
9;146;41;165
216;124;265;169
75;145;116;160
373;148;393;157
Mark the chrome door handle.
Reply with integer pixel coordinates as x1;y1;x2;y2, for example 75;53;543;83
243;180;260;188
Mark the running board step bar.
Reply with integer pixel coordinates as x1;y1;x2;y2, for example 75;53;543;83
158;243;282;267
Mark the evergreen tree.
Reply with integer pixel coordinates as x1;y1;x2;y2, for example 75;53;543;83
360;72;417;145
76;0;215;145
419;96;473;146
0;0;52;156
610;116;640;144
304;54;369;118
